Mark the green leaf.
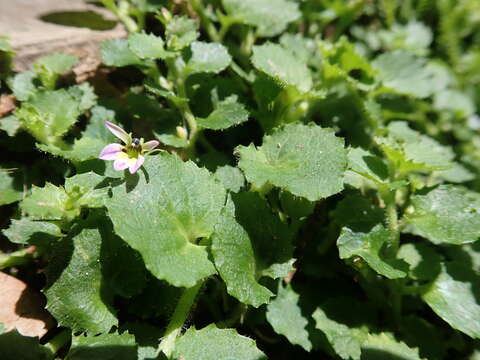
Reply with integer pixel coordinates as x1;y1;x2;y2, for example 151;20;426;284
33;53;78;76
214;165;245;193
3;218;62;244
338;224;409;279
128;32;172;60
222;0;300;37
45;221;117;334
435;162;475;184
8;71;37;101
320;37;377;89
100;217;148;298
15;89;81;144
266;285;312;351
405;185;480;245
21;174;105;221
165;16;198;51
378;21;433;56
83;106;117;142
68;83;97;112
21;183;71;220
333;194;384;232
279;33;315;64
101;39;141;67
0;329;53;360
433;89;475;117
279;191;315;220
67;332;137;360
347;147;388;184
0;37;12;52
173;324;266;360
0;169;22;205
64;172;108;208
122;322;163;360
422;262;480;338
312;307;366;360
252;43;312;93
197;96;249;130
37;136;105;162
211;196;274;307
236;123;346;201
157;133;188;148
378;121;454;172
361;333;424;360
0;115;22;136
232;192;294;278
105;153;225;287
372;50;435;98
397;243;441;281
33;53;78;89
38;106;117;162
445;244;480;273
185;41;231;75
400;316;446;360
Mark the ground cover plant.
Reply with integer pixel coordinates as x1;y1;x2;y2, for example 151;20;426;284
1;0;480;358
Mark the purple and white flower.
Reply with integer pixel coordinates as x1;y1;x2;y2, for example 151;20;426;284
99;121;159;174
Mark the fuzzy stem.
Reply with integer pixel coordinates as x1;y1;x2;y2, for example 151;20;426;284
384;189;400;255
158;281;203;358
176;78;200;158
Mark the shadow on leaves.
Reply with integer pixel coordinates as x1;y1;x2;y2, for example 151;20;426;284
67;345;137;360
361;349;415;360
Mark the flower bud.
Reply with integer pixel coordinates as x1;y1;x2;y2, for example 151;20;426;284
176;126;188;140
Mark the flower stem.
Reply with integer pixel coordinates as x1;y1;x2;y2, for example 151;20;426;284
158;281;203;358
176;78;200;158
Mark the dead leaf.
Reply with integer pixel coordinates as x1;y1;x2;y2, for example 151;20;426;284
0;95;16;117
0;272;54;338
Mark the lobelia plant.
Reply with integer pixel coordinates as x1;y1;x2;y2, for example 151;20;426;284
1;0;480;359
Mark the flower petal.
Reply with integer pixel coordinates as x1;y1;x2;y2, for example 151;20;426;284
142;140;160;152
113;157;130;171
99;143;123;160
105;121;130;144
129;155;145;174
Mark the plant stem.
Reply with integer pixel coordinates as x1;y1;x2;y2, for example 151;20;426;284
46;328;71;355
164;57;200;159
380;157;401;256
176;77;200;158
158;281;203;358
100;0;138;32
384;189;400;255
189;0;220;42
217;17;237;42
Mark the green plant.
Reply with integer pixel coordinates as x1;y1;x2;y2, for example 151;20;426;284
1;0;480;359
